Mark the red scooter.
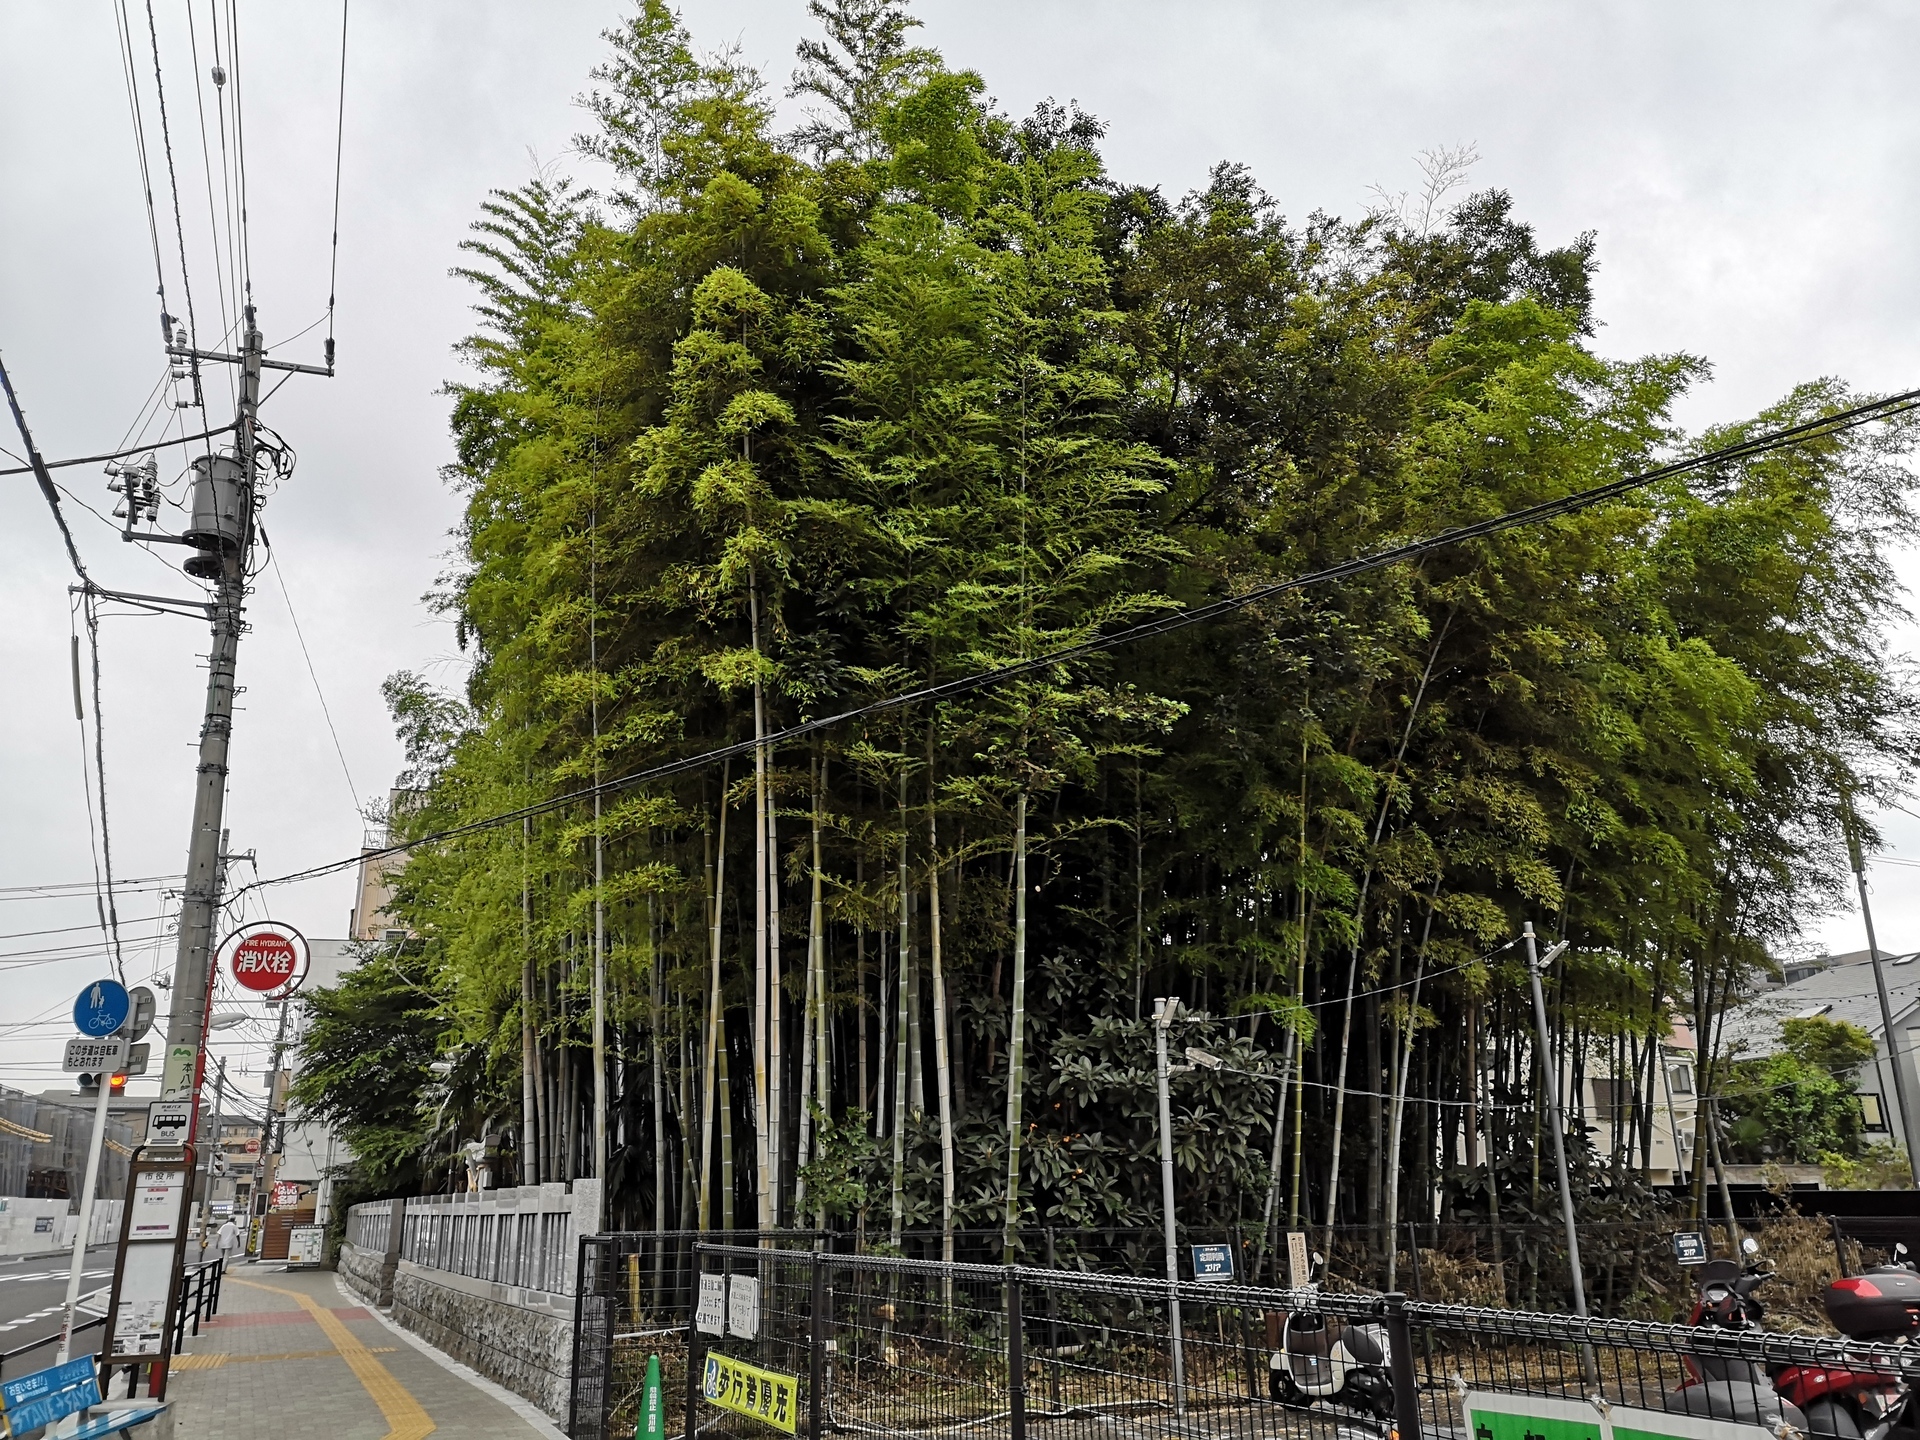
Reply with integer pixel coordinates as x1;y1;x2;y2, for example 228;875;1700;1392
1672;1238;1807;1431
1774;1243;1920;1440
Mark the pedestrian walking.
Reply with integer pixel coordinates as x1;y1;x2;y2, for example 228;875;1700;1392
215;1216;240;1265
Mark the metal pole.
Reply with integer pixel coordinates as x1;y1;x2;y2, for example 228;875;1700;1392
809;1253;826;1439
590;485;607;1227
54;1071;116;1363
1006;1271;1027;1440
252;1001;292;1254
1523;923;1590;1323
196;1059;227;1261
1383;1291;1423;1440
1847;807;1920;1186
1152;997;1186;1416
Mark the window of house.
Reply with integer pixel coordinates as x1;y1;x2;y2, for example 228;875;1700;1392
1667;1062;1695;1095
1591;1077;1634;1123
1859;1093;1889;1133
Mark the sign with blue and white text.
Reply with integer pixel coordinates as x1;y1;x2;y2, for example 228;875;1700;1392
1191;1243;1235;1281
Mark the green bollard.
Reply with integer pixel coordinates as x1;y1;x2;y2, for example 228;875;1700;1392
637;1353;664;1440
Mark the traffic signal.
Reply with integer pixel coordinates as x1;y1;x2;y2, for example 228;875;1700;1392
78;1072;130;1096
110;1073;127;1093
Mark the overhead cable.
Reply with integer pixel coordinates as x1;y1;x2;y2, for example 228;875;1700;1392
232;385;1920;901
0;351;90;582
184;0;236;414
143;0;204;406
111;0;171;343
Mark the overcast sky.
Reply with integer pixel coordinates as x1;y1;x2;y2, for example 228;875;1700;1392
3;1;1917;1098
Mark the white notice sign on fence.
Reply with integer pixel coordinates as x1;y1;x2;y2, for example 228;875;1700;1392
695;1274;727;1336
728;1273;761;1341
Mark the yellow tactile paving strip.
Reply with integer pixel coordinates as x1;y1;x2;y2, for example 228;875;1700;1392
229;1277;435;1440
173;1346;398;1369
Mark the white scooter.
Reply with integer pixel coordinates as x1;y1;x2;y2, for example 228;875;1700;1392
1267;1250;1396;1422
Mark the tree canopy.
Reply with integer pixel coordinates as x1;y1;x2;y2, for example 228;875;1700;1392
299;0;1920;1272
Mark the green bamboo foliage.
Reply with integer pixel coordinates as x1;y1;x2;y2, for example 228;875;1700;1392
296;0;1920;1266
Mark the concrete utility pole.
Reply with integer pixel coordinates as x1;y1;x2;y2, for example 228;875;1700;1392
1845;803;1920;1187
158;306;262;1118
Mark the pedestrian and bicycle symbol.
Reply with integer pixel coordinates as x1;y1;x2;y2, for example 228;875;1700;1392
73;980;130;1037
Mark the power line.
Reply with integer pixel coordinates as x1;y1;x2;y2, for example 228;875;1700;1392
184;0;236;416
0;876;182;899
0;351;90;583
233;385;1920;901
225;0;253;303
142;0;204;408
80;594;128;983
111;0;171;345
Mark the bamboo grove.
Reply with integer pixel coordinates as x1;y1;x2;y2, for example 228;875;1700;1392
294;0;1920;1270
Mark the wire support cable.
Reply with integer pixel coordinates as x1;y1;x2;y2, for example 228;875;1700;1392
0;423;236;479
325;0;348;364
232;385;1920;900
269;550;361;816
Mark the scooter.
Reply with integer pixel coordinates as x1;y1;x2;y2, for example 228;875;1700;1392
1774;1243;1920;1440
1670;1236;1809;1432
1266;1250;1396;1422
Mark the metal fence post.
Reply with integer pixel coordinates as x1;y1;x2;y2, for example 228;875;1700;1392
1043;1229;1060;1409
1384;1291;1421;1440
809;1252;827;1439
1006;1270;1027;1440
686;1242;707;1440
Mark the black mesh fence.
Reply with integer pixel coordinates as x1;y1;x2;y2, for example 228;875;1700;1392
578;1238;1920;1440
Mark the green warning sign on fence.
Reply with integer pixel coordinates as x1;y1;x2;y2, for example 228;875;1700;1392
1462;1391;1776;1440
703;1353;798;1435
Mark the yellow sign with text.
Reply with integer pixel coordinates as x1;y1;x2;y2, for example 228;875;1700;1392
702;1353;798;1435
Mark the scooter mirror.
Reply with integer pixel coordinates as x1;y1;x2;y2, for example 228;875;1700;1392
1741;1236;1759;1256
1311;1252;1325;1267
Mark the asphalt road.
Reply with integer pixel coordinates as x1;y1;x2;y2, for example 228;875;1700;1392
0;1245;117;1372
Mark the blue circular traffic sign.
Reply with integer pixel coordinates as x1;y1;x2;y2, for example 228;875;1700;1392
74;979;130;1037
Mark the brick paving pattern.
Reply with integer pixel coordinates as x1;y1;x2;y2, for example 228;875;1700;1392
167;1263;555;1438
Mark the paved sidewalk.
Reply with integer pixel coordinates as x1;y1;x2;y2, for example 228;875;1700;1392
166;1263;559;1438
